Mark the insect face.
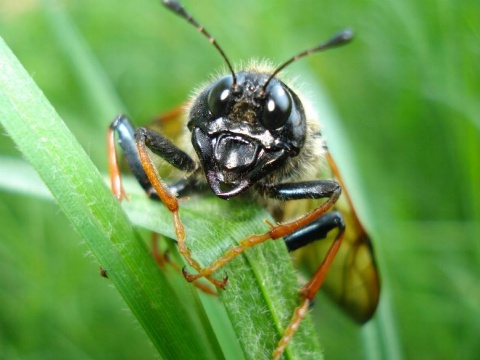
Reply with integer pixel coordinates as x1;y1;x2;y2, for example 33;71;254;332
188;72;307;198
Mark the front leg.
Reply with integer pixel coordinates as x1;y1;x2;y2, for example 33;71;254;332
133;122;230;289
183;180;343;280
108;115;227;288
107;114;196;200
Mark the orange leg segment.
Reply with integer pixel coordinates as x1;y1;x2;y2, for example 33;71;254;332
136;134;228;289
151;233;218;296
182;187;341;282
274;226;344;359
107;125;126;201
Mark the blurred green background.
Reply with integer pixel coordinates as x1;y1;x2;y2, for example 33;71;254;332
0;0;479;359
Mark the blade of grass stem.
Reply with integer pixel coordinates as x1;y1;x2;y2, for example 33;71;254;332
0;36;222;360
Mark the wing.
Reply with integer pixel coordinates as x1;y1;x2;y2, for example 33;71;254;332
285;151;380;323
147;104;187;140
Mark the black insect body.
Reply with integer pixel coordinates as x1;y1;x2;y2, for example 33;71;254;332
107;1;379;359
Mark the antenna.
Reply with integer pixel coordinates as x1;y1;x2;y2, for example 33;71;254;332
161;0;237;87
261;29;354;95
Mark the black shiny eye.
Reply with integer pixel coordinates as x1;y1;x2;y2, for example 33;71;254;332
261;84;292;130
207;75;234;117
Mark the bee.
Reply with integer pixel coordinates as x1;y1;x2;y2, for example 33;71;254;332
107;0;380;358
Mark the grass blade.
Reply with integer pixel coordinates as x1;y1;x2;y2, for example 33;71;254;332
0;36;222;360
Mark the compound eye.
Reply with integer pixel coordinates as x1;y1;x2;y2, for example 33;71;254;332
208;75;234;117
261;84;292;130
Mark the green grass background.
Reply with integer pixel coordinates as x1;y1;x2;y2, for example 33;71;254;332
0;0;479;359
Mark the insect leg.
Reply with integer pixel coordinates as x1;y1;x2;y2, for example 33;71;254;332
108;115;152;200
284;211;343;252
135;127;196;172
108;115;225;288
108;115;196;198
274;213;345;360
183;180;342;281
135;127;228;289
151;232;217;295
261;181;347;359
